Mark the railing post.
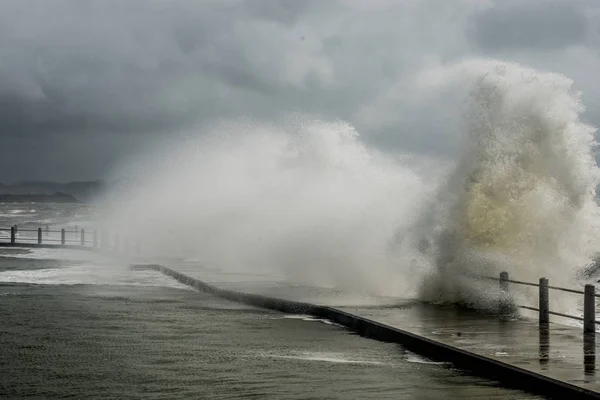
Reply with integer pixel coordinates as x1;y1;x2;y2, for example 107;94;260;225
10;226;15;244
93;230;98;249
500;271;509;292
61;229;66;245
584;284;596;333
80;229;85;247
37;227;42;244
584;333;596;375
539;277;549;325
497;271;512;316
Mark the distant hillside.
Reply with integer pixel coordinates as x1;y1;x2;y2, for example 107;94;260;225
0;192;78;203
0;180;107;202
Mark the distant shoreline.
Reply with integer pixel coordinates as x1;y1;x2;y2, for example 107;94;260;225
0;180;105;203
0;193;79;203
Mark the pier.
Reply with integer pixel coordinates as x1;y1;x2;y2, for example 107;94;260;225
2;225;600;398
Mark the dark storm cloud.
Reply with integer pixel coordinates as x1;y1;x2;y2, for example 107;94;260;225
468;1;589;51
0;0;338;181
2;0;600;182
0;0;328;140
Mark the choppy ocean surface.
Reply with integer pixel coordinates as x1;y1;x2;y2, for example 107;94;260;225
0;203;542;399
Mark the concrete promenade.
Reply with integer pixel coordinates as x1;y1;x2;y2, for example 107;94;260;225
141;263;600;399
341;304;600;393
2;227;599;399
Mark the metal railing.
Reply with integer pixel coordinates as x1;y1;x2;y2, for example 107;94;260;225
1;227;597;334
491;272;597;333
0;225;141;255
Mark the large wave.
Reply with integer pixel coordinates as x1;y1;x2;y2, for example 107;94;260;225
102;58;600;312
416;59;600;313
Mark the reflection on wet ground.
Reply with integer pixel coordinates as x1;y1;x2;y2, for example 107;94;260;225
0;281;543;399
337;304;600;392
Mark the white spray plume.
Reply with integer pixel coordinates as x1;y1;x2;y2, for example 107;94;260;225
417;59;600;313
103;117;441;297
103;58;600;314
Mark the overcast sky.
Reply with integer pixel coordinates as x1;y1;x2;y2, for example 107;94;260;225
1;0;600;182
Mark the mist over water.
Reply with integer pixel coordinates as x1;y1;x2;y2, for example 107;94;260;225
104;58;600;311
104;118;439;297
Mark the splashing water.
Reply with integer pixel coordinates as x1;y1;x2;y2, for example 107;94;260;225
103;118;440;297
103;58;600;312
416;59;600;312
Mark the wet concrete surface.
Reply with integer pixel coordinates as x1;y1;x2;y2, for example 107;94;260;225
159;259;414;308
161;260;600;396
0;256;543;399
339;304;600;392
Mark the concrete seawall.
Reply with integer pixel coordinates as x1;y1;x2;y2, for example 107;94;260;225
143;264;600;400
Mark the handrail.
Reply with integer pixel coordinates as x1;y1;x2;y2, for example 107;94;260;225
13;229;80;233
548;285;585;295
1;225;598;335
504;278;539;288
484;271;598;334
0;225;141;255
4;229;84;234
473;272;587;295
519;305;539;312
549;310;584;322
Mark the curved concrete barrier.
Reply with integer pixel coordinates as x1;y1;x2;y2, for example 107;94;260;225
140;264;600;400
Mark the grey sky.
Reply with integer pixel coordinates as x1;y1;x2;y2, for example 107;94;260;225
1;0;599;182
468;1;589;51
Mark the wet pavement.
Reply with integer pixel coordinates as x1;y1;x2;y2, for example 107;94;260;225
158;259;413;308
1;243;593;397
159;260;600;396
0;251;542;399
339;304;600;392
